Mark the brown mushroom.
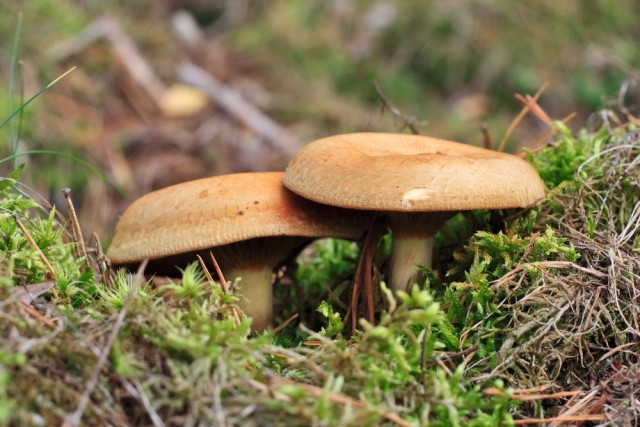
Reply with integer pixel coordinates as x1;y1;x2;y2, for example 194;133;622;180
283;133;546;293
107;172;370;331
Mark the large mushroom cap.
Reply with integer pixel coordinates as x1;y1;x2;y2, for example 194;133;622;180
107;171;369;264
283;133;546;212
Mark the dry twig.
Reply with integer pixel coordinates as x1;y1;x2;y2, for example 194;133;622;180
52;17;166;103
178;61;300;156
374;82;427;135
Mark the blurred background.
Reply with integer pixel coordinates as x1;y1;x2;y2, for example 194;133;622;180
0;0;638;241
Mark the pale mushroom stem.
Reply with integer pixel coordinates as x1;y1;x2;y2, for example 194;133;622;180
226;266;274;332
214;236;310;332
389;233;434;293
387;212;454;294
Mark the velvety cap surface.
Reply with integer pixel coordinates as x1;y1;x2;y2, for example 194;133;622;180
107;172;370;263
283;133;546;212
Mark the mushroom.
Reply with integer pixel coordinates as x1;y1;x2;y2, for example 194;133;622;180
107;172;370;331
282;133;546;293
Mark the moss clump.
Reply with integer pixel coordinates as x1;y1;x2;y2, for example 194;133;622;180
2;121;640;424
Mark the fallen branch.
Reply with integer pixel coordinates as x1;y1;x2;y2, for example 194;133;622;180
177;61;300;156
51;17;166;103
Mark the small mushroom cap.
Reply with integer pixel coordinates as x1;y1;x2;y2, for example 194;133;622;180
107;172;370;264
283;133;546;212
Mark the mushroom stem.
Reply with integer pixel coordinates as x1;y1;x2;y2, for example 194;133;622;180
389;234;434;293
387;212;453;294
226;266;274;332
214;236;311;332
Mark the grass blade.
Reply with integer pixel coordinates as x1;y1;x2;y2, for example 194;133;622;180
0;67;77;131
8;12;24;162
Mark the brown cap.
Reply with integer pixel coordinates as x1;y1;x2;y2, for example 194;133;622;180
107;172;369;264
283;133;546;212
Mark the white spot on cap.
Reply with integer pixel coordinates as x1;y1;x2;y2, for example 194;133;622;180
401;187;433;207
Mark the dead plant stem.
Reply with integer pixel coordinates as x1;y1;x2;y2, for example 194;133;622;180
14;214;58;297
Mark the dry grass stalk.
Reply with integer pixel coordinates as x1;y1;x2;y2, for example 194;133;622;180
344;216;386;332
196;253;241;326
513;413;605;425
483;386;583;401
92;232;111;286
13;213;58;293
19;300;56;329
63;188;89;265
209;252;242;326
525;111;577;151
273;313;299;334
498;81;550;152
